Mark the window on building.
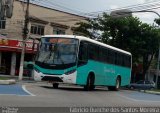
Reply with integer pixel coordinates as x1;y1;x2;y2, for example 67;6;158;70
53;28;65;35
0;19;6;29
30;24;44;35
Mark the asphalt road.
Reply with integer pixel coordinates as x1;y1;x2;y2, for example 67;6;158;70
0;82;160;107
0;82;160;113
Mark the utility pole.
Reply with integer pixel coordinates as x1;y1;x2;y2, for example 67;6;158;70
19;0;30;80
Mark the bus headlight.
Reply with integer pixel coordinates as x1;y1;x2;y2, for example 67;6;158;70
65;69;76;75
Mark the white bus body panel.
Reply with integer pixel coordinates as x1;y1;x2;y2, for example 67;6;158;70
34;70;77;84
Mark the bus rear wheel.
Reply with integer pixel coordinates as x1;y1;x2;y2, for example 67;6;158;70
108;77;121;91
84;75;95;91
53;83;59;89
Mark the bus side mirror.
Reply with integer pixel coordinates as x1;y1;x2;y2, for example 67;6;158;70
27;64;34;69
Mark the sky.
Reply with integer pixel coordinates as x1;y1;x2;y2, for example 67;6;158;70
33;0;160;24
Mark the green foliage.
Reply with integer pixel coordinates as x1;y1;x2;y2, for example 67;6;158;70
0;77;9;80
74;13;160;77
155;18;160;25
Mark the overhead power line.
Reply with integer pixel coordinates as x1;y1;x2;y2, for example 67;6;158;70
30;0;85;16
20;0;160;22
32;0;160;18
85;1;160;15
30;0;160;19
29;0;160;18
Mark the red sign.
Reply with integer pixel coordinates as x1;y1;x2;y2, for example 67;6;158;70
0;38;39;53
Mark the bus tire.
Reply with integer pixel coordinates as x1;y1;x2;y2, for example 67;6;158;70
84;74;95;91
53;83;59;89
108;76;121;91
90;85;95;90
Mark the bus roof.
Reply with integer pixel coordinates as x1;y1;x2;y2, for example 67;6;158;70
42;35;131;55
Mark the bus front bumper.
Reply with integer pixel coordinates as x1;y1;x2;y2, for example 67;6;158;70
34;70;77;84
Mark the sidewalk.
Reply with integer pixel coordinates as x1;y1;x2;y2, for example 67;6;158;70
0;74;34;84
140;90;160;95
0;74;34;80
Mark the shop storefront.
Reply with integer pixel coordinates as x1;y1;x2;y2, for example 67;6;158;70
0;38;38;76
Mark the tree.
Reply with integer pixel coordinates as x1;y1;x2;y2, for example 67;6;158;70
74;13;160;79
74;18;101;39
155;18;160;25
140;24;160;77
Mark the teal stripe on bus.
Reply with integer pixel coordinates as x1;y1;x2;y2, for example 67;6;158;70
76;60;131;86
34;65;77;75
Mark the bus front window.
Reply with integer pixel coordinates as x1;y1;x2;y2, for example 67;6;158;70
36;38;78;66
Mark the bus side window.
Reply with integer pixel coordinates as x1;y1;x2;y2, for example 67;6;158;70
78;42;88;62
127;56;131;67
121;54;125;66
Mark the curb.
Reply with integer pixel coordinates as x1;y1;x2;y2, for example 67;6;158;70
0;79;16;85
140;90;160;95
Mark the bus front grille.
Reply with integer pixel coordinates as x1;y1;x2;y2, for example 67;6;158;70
42;76;63;82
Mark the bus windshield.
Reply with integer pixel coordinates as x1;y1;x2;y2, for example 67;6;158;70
36;37;79;66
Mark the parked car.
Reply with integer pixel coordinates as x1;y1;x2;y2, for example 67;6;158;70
127;80;155;90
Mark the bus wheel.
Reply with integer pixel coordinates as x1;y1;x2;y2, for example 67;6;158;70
90;85;95;90
108;77;121;91
84;74;95;91
53;83;59;89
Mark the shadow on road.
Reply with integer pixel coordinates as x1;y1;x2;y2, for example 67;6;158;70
40;85;114;92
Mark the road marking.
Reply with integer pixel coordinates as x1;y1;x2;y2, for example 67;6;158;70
117;92;160;103
22;85;36;96
0;94;33;97
117;93;139;102
0;84;36;96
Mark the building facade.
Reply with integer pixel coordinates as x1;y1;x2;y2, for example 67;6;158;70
0;0;86;76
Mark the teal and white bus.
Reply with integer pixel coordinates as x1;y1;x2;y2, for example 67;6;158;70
34;35;131;91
